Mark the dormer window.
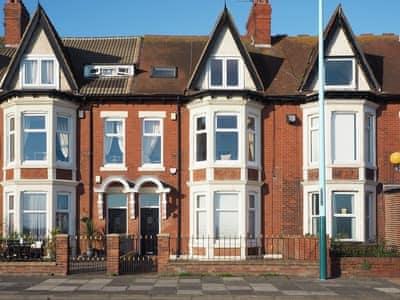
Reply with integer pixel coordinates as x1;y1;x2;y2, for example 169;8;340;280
325;58;355;89
84;65;134;78
21;56;58;88
209;57;242;89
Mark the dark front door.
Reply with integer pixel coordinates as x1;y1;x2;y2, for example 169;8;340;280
140;208;159;255
108;208;127;234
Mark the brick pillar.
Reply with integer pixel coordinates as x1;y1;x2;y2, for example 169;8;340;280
106;234;120;275
56;234;69;275
157;233;170;274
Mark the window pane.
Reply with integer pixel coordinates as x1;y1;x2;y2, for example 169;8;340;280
144;120;160;134
105;120;122;134
333;113;356;162
215;211;238;238
9;117;15;131
365;114;374;163
23;193;46;210
9;134;15;162
249;194;255;209
334;194;353;214
217;116;237;129
210;59;222;86
107;194;126;208
24;115;45;129
215;193;238;210
140;194;159;208
326;60;353;86
105;137;123;163
57;194;69;210
56;117;70;162
8;212;14;234
8;195;14;210
196;195;206;209
23;213;46;239
227;59;239;86
311;130;319;163
311;193;319;215
196;211;207;237
41;60;54;84
196;117;206;131
56;212;69;234
333;217;355;239
24;60;37;84
196;132;207;161
24;132;47;160
312;217;320;236
216;132;238;160
248;210;255;237
142;136;161;163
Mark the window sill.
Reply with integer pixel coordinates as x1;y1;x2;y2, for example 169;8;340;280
100;165;128;172
138;165;165;172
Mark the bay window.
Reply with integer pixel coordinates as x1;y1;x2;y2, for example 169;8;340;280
104;119;124;165
56;115;71;163
142;119;162;165
215;114;238;161
22;193;47;239
23;114;47;162
214;193;239;238
332;112;357;163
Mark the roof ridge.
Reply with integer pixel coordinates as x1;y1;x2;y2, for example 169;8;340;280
62;36;140;40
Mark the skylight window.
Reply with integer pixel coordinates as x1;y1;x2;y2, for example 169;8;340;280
151;66;177;78
84;65;134;78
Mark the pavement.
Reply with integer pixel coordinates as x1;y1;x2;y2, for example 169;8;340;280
0;274;399;299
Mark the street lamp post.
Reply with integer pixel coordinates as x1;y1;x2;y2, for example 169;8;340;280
318;0;327;280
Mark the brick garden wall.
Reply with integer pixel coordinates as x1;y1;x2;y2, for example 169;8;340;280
331;257;400;278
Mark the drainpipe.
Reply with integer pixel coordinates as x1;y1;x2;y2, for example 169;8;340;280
177;96;182;256
89;102;94;220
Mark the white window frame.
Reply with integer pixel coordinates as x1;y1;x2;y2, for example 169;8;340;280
325;57;356;90
214;192;239;239
309;192;320;236
309;115;319;165
365;113;375;166
84;65;134;78
6;193;15;235
21;192;48;239
56;114;72;166
140;118;164;170
215;113;239;162
103;118;126;168
194;194;207;239
7;115;15;166
247;115;257;164
22;113;48;164
195;115;207;163
20;55;59;89
332;192;356;241
56;193;71;234
331;111;357;164
208;56;243;89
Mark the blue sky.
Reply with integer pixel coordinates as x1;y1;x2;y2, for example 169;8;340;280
1;0;398;37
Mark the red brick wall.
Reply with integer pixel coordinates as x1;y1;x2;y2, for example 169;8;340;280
332;168;359;180
193;169;206;181
5;169;13;180
214;168;241;180
308;169;318;181
56;169;73;180
3;0;30;46
20;168;47;179
248;168;258;181
263;104;303;235
331;257;400;277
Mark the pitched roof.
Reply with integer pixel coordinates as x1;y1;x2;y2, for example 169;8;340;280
187;7;264;91
62;36;140;95
300;5;380;92
1;4;78;91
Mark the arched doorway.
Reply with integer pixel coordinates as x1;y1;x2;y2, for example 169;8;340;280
107;193;127;234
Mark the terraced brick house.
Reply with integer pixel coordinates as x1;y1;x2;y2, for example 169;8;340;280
0;0;400;259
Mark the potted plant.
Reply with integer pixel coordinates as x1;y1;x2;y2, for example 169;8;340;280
80;217;97;258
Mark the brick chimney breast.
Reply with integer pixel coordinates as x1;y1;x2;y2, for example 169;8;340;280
4;0;30;47
246;0;272;48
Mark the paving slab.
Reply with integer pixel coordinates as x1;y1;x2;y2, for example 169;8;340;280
134;278;157;284
179;278;201;284
226;285;252;291
102;286;127;292
177;290;203;295
282;290;312;296
250;283;279;292
128;285;153;291
154;279;178;287
26;285;55;291
52;285;79;292
375;287;400;294
65;279;89;285
202;283;227;291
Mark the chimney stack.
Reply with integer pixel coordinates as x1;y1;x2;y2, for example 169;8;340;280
4;0;30;47
246;0;272;48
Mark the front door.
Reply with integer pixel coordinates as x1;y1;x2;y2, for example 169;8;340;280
140;194;159;255
107;194;127;234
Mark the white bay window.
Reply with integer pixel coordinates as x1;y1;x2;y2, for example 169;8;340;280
22;193;47;239
215;114;238;161
214;192;239;238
